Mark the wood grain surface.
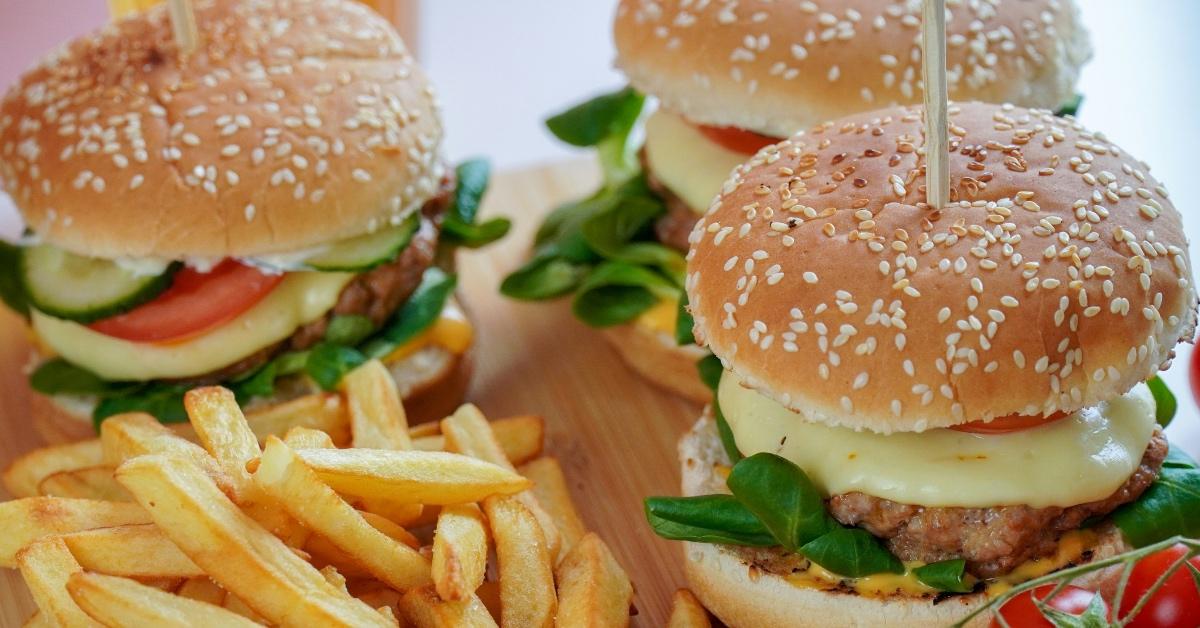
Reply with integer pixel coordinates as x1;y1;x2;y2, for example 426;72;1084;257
0;159;698;626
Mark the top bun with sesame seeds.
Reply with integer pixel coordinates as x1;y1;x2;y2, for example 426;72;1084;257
686;101;1196;433
613;0;1091;138
0;0;443;260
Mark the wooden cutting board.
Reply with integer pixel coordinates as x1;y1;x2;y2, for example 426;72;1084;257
0;159;698;626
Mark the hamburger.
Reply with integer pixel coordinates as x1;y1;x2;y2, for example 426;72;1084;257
503;0;1091;403
0;0;508;442
645;101;1200;625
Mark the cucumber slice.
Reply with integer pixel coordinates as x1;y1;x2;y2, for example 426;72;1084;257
20;245;179;323
306;213;420;271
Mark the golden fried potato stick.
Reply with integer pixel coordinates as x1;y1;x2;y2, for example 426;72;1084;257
295;448;530;505
101;413;234;496
15;537;99;627
184;387;260;499
61;524;202;578
114;454;393;627
176;577;226;606
37;467;130;502
68;572;261;627
412;415;544;466
4;439;104;498
482;496;556;628
442;406;561;561
399;586;498;628
245;392;350;446
253;437;432;591
432;503;488;601
666;589;712;628
283;426;337;450
0;497;150;568
342;360;413;450
554;533;634;627
519;457;587;554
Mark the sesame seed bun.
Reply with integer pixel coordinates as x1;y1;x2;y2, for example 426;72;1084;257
613;0;1090;138
678;415;1130;627
602;323;712;403
0;0;443;260
685;101;1196;433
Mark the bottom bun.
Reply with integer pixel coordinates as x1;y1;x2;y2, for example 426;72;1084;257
31;344;470;445
678;414;1130;628
603;323;711;403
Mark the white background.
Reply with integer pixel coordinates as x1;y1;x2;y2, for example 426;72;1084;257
0;0;1198;454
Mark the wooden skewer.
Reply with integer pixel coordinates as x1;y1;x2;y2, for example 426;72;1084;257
167;0;200;56
921;0;949;210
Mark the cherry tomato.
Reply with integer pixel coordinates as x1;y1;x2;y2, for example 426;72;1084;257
695;123;781;155
992;584;1107;627
1119;543;1200;628
1190;348;1200;412
951;411;1070;434
88;260;284;344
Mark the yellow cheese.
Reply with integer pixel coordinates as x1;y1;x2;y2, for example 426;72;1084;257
635;297;679;335
32;272;354;380
719;371;1157;508
383;300;474;363
784;531;1094;598
643;110;748;215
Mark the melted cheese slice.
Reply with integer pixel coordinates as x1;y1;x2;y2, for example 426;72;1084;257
635;297;679;335
32;272;355;380
643;110;748;214
719;371;1157;508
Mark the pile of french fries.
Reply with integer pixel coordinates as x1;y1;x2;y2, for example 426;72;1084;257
1;360;635;627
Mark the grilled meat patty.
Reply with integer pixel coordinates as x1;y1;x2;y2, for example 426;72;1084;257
827;428;1168;578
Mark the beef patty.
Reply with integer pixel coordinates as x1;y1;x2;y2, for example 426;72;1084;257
180;182;452;385
827;428;1168;578
642;151;702;253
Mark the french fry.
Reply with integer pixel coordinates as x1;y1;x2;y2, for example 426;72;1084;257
0;497;150;568
342;360;412;450
222;593;267;624
413;415;544;466
4;439;104;498
184;387;260;499
15;537;98;627
22;611;51;628
352;581;403;617
100;413;234;496
399;586;498;628
359;510;421;549
321;565;350;594
519;457;586;554
358;498;425;526
666;589;712;628
37;466;131;502
246;392;350;446
283;426;337;450
186;387;308;544
176;577;226;606
114;454;392;627
296;448;530;505
554;533;634;627
253;437;432;591
443;406;561;560
304;534;371;580
61;524;202;578
483;496;556;628
432;504;488;601
67;572;260;627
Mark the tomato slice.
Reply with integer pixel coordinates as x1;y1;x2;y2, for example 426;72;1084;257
992;584;1107;628
695;123;782;155
951;411;1071;434
88;260;285;344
